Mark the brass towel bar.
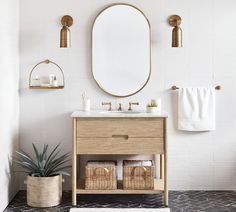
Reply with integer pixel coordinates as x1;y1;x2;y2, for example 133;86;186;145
171;85;221;90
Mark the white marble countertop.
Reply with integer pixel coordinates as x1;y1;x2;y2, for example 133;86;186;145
71;110;168;118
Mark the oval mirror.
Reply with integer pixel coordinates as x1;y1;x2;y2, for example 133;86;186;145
92;4;151;97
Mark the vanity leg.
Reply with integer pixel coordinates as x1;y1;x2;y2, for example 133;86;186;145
164;118;168;206
164;153;168;206
72;119;77;206
160;154;164;179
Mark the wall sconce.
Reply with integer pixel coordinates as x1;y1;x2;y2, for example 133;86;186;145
60;15;73;48
168;15;182;48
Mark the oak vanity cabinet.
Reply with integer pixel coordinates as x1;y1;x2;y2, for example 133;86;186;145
72;115;168;206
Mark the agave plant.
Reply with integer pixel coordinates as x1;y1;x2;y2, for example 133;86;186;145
14;143;71;177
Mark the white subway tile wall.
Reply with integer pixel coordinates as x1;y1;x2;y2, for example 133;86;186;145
20;0;236;190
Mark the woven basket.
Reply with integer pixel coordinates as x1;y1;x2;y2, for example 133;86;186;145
85;160;117;190
123;160;155;190
25;175;63;207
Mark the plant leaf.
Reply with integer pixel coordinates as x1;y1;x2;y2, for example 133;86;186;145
44;154;70;176
15;151;38;169
14;143;70;177
32;143;40;161
50;171;70;176
52;165;71;172
14;151;38;170
45;143;60;167
13;160;36;172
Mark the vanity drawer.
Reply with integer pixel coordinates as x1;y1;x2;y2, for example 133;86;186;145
76;118;164;138
76;137;164;154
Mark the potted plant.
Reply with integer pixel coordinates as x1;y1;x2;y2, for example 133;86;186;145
146;99;160;113
14;143;70;208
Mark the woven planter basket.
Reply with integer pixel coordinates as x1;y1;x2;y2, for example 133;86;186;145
25;175;63;207
123;160;155;190
85;160;117;190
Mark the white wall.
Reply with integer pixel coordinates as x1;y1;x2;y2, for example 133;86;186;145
20;0;236;190
0;0;19;210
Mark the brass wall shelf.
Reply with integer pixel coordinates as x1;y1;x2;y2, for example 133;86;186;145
29;85;64;89
29;59;65;89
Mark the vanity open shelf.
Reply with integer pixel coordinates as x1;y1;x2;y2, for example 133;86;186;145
76;179;164;194
72;112;168;207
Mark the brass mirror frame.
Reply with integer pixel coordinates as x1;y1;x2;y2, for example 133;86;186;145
91;3;152;98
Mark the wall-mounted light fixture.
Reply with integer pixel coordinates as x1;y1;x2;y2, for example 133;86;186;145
60;15;73;48
168;15;182;48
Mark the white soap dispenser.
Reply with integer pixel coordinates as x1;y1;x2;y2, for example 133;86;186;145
82;92;90;112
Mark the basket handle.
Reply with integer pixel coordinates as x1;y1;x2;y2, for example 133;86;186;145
131;166;147;180
92;167;110;180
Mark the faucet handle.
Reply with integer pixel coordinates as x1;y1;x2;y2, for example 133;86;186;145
118;103;122;111
102;102;112;111
128;102;139;111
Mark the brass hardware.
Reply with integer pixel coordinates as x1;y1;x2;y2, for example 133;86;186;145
29;59;65;89
168;15;182;48
118;103;122;111
61;15;73;27
112;135;129;140
169;15;182;27
128;102;139;111
91;4;152;98
102;102;112;111
60;15;73;48
171;85;221;90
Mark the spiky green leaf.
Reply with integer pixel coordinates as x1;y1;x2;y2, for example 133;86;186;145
14;143;70;177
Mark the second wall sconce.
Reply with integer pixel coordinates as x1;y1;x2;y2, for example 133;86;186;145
60;15;73;48
168;15;182;48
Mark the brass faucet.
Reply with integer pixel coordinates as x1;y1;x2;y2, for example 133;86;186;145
128;102;139;111
102;102;112;111
118;103;122;111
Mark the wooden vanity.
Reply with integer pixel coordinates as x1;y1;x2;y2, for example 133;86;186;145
71;111;168;206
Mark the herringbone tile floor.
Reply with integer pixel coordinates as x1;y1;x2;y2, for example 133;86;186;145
5;191;236;212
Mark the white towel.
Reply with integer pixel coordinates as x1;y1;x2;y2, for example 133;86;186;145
178;87;215;131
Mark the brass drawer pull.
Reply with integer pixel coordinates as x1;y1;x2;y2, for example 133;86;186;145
112;135;129;140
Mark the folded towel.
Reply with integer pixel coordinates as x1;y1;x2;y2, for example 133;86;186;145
178;87;215;131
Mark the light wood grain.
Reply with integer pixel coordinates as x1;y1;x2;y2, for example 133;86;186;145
160;154;164;179
77;138;164;154
164;118;168;206
72;117;168;206
77;118;164;138
77;179;164;194
72;119;77;206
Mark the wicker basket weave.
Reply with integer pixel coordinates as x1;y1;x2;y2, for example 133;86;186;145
85;160;117;190
123;160;155;190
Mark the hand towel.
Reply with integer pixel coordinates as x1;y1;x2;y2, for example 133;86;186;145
178;87;215;131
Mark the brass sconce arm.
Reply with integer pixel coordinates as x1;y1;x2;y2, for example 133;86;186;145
60;15;73;48
168;15;182;48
